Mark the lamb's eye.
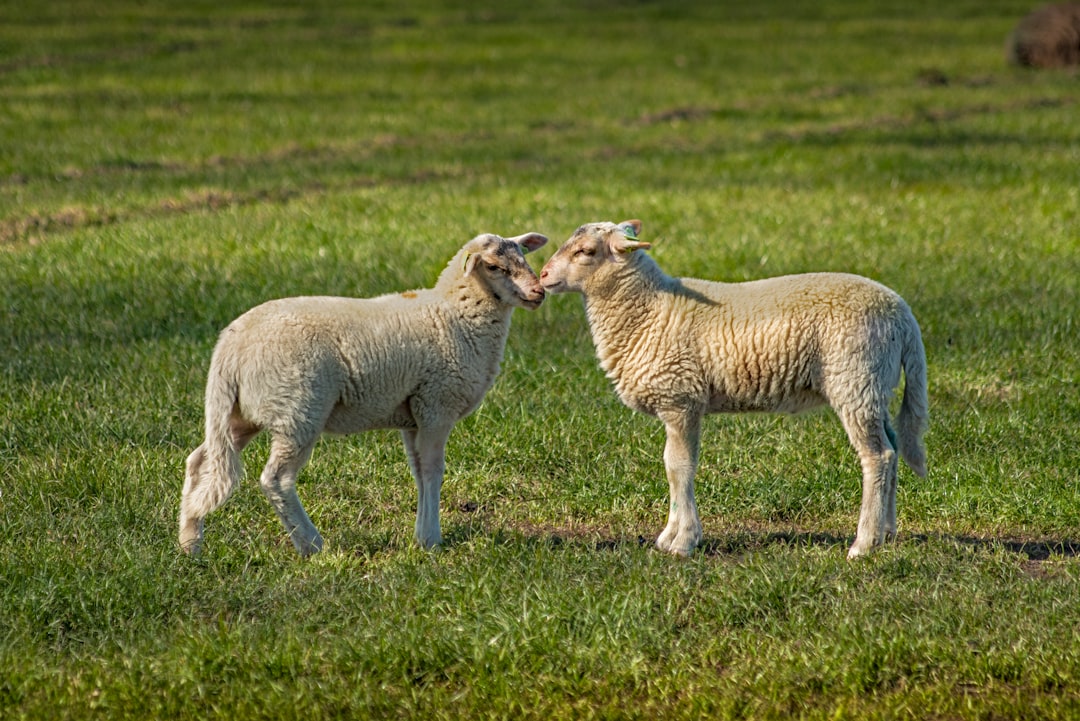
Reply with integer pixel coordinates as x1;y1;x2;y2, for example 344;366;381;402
574;248;595;258
486;263;500;272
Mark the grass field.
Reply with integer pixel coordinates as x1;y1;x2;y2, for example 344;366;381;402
2;0;1079;718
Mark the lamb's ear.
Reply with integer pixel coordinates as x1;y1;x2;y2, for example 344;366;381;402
609;220;650;254
509;232;548;254
619;219;642;238
462;251;479;276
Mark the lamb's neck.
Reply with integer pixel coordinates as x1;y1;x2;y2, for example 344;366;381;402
440;275;514;335
582;259;669;376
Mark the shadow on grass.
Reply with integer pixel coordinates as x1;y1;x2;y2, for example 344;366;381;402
903;534;1080;561
706;531;1080;561
443;518;1080;563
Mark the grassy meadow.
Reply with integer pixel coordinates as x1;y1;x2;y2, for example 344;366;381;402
2;0;1079;718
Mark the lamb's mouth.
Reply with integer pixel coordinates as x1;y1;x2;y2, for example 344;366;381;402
519;292;545;309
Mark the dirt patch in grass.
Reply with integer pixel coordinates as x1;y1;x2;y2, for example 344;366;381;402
0;164;454;246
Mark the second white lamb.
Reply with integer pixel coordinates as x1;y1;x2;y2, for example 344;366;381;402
540;220;927;559
180;231;547;556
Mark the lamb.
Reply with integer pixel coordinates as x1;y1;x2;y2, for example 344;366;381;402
539;220;928;559
179;231;548;556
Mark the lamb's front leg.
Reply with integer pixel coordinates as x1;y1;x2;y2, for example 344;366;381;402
654;409;703;556
401;425;452;549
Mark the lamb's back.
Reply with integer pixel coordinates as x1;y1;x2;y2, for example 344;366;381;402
683;272;904;350
226;294;444;376
218;293;475;432
702;273;906;408
609;272;907;415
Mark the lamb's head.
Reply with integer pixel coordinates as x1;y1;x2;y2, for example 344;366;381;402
540;220;650;294
461;232;549;309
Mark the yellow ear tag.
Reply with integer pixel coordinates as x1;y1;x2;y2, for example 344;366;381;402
462;252;471;271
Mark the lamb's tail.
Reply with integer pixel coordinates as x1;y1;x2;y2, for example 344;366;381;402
179;354;244;552
895;308;929;477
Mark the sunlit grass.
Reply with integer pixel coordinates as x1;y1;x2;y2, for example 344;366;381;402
2;0;1079;718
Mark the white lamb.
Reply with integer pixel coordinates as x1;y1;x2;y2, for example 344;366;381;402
540;220;928;559
179;231;548;556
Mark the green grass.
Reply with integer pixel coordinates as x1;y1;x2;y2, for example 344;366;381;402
2;0;1079;718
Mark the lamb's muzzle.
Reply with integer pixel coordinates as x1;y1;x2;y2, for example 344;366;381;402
516;283;545;308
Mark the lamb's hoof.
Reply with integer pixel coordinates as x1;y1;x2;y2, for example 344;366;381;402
416;535;443;550
655;530;675;553
294;532;325;558
178;519;203;556
179;539;201;556
848;529;893;559
847;542;875;560
655;533;698;557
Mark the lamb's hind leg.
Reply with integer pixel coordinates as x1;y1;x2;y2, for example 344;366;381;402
840;409;898;559
259;436;323;556
179;444;210;553
655;409;703;557
179;421;260;555
883;419;899;541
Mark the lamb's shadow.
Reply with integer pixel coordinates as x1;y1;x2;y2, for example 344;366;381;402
445;523;1080;563
702;531;1080;560
902;533;1080;561
697;530;850;556
439;502;1080;561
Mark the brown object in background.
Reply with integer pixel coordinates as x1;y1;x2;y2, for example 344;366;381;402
1007;2;1080;67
